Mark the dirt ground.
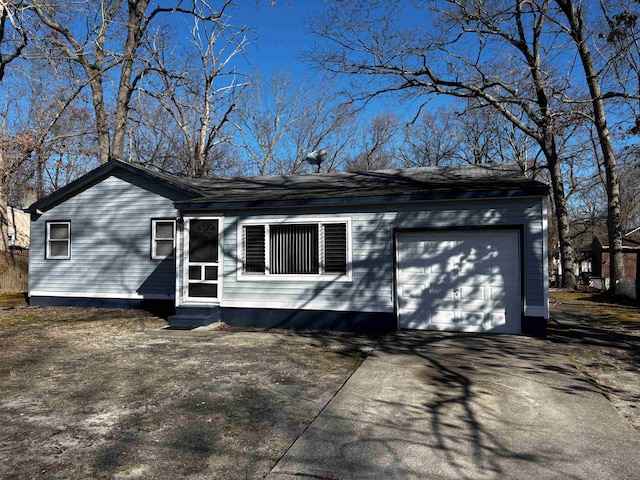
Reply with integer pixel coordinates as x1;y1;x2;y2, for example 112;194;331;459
0;303;373;480
549;289;640;431
2;292;638;478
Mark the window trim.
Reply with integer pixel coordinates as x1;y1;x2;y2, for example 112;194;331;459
151;218;176;260
45;221;71;260
237;216;352;282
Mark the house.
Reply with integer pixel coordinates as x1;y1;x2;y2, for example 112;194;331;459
5;205;30;250
590;234;639;297
26;159;550;335
0;205;30;293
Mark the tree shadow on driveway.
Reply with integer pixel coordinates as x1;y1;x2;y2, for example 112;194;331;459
269;330;640;480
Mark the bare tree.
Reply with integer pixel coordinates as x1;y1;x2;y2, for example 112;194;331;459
139;1;249;177
235;69;358;175
1;55;95;196
0;0;30;251
311;0;578;287
33;0;240;165
346;112;399;171
398;108;460;167
398;101;540;169
127;102;185;172
0;0;27;83
554;0;625;293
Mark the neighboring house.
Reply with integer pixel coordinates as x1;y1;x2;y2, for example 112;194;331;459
590;234;640;295
26;160;550;335
6;205;30;250
1;205;30;293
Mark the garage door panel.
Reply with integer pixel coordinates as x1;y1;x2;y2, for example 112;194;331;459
458;311;486;326
427;262;447;273
489;312;507;328
459;285;487;300
397;230;520;334
428;284;456;295
489;285;506;302
400;297;456;311
430;309;457;325
398;269;427;282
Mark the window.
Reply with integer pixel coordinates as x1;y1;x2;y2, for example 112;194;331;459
46;221;70;259
241;219;350;279
152;219;176;259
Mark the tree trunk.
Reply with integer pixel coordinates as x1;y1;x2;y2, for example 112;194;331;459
550;158;577;288
112;0;149;161
0;149;8;251
36;151;45;200
556;0;624;294
90;77;111;164
538;122;577;288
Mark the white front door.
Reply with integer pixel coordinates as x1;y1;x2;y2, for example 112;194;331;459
183;217;222;303
396;230;521;333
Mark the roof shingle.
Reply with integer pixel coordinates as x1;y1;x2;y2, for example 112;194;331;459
170;162;548;204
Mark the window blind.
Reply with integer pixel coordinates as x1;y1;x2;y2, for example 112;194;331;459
270;224;319;274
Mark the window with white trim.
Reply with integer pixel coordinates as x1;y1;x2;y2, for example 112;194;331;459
46;221;70;259
241;219;350;279
151;219;176;260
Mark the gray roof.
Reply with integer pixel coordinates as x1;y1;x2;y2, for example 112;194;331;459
28;159;548;213
175;162;548;206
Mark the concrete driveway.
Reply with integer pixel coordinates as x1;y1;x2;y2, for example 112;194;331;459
267;331;640;480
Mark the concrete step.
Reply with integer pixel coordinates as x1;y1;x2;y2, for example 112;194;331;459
168;306;220;327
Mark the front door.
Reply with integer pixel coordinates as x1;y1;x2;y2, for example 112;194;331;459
184;217;221;302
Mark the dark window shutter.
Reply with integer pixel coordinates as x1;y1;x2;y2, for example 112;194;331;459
245;225;266;273
324;223;347;274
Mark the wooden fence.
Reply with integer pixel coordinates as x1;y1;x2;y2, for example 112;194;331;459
0;250;28;293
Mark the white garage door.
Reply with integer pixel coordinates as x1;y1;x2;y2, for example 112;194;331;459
397;230;521;333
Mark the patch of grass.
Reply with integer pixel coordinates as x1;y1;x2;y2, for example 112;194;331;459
170;422;217;455
302;345;364;373
551;290;640;432
551;289;595;303
0;293;28;308
178;393;220;415
551;290;640;325
587;362;620;372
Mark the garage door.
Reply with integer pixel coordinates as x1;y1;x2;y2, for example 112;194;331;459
396;230;521;333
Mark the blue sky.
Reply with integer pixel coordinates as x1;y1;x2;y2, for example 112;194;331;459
231;1;321;78
226;1;422;120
